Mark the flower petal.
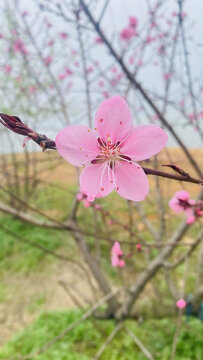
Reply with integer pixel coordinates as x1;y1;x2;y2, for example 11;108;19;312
121;125;168;161
95;96;132;144
55;125;98;166
80;163;114;201
114;162;149;201
169;198;183;213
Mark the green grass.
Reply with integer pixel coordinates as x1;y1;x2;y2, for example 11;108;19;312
0;309;202;360
0;215;74;274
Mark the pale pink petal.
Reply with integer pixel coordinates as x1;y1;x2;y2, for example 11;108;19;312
186;216;196;224
175;190;190;201
76;193;83;201
55;125;98;166
118;259;125;268
114;162;149;201
111;254;119;267
121;125;168;161
80;163;114;201
95;96;132;144
112;242;121;255
169;198;183;213
188;199;195;205
185;207;194;218
83;200;91;208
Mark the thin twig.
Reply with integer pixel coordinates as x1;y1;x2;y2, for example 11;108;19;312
93;322;124;360
126;326;155;360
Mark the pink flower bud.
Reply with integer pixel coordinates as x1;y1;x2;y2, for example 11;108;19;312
136;243;142;251
176;299;186;309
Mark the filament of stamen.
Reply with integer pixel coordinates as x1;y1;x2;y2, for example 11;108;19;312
111;166;118;190
100;162;108;191
116;156;140;168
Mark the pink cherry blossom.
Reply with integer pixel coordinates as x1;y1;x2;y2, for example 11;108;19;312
95;36;103;44
22;11;29;17
29;86;37;95
56;96;168;202
48;39;54;46
163;73;172;80
44;56;52;66
13;39;28;55
98;80;104;87
111;242;125;268
176;299;186;309
4;64;12;74
103;91;109;98
60;32;68;39
169;190;190;213
65;67;73;76
0;33;4;39
169;190;202;224
136;243;142;251
129;57;134;65
120;27;135;41
146;36;155;44
58;73;66;81
129;16;138;28
108;219;113;225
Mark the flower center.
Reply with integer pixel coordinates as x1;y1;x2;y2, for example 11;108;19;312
91;138;132;167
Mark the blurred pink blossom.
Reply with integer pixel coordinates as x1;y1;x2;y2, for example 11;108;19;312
22;11;29;17
95;36;103;44
176;299;186;309
129;57;134;65
98;80;104;87
163;73;172;80
136;243;142;251
108;219;113;225
103;91;109;98
83;199;91;208
4;64;12;74
13;39;28;55
146;36;155;44
60;32;68;39
120;27;135;41
29;86;37;95
44;56;52;66
76;193;83;201
169;190;200;224
111;241;125;268
129;16;138;28
48;39;54;46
